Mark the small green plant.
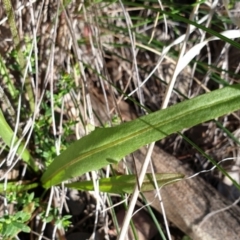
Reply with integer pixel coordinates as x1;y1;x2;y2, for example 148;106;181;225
0;211;31;238
39;208;72;231
0;192;37;238
7;192;37;208
1;0;240;239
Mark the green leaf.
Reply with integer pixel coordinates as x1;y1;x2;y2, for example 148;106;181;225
0;181;39;193
12;221;30;233
41;84;240;188
66;173;184;194
0;109;39;173
2;219;30;237
3;223;16;237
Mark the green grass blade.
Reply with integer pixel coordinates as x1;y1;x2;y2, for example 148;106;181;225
66;173;184;194
0;109;39;173
161;9;240;50
2;0;35;112
0;56;18;98
41;84;240;188
0;181;39;193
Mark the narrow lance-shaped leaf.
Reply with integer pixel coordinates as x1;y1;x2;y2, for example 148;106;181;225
66;173;184;194
0;181;39;193
41;84;240;188
0;109;39;173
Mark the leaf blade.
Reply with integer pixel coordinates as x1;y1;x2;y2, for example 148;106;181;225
66;173;184;194
0;109;39;173
41;84;240;188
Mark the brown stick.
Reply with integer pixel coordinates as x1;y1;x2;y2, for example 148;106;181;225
130;147;240;240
